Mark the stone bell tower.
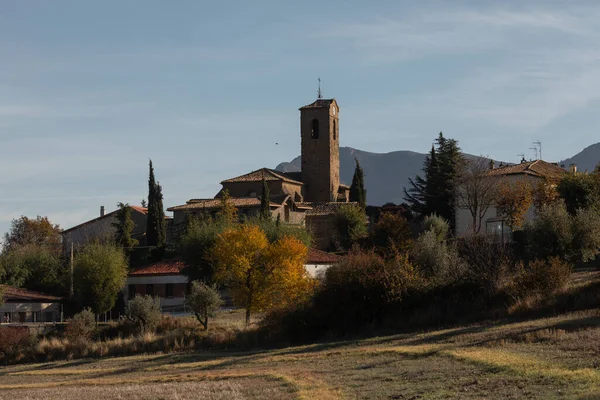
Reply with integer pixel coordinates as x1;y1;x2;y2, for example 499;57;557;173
299;95;340;203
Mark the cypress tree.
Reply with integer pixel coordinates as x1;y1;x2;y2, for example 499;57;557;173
349;158;367;209
146;160;166;247
260;178;271;219
112;203;139;249
217;189;238;224
404;145;438;215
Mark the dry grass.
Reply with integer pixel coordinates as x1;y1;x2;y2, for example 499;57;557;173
3;273;600;399
3;308;600;398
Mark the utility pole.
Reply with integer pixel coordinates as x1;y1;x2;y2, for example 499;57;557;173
69;242;74;300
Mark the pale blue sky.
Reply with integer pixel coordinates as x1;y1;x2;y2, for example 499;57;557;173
2;1;600;237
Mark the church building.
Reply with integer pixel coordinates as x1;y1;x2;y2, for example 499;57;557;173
168;96;354;249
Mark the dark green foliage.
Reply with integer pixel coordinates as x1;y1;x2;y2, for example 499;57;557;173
146;160;166;248
260;178;271;220
524;202;600;264
349;158;367;208
368;212;413;256
73;243;128;315
557;173;600;215
404;133;464;234
179;216;229;283
0;245;64;295
247;216;312;247
2;216;61;253
186;281;223;330
112;203;139;249
334;204;368;250
125;295;162;334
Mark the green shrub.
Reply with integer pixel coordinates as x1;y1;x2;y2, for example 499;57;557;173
125;295;162;334
65;308;96;342
369;212;413;256
412;230;465;285
334;204;368;250
186;281;223;330
422;214;449;242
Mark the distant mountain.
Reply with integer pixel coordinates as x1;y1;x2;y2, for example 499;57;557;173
276;147;428;206
560;143;600;173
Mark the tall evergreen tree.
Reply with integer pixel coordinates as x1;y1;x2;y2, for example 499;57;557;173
403;133;463;234
434;132;464;233
260;178;271;219
349;158;367;209
112;203;139;249
146;160;166;247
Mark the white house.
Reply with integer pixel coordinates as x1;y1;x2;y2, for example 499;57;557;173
126;260;188;313
0;285;62;324
304;248;341;279
456;159;568;237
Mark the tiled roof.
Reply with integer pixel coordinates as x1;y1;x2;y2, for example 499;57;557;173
299;99;336;110
129;260;186;276
167;197;280;212
303;202;358;215
221;168;304;185
282;171;303;182
306;248;340;264
0;285;62;302
62;205;148;234
489;160;567;180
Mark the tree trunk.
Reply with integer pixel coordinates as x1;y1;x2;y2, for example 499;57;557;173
245;307;251;327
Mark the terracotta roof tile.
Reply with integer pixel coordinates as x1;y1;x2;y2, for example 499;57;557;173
0;285;62;302
489;160;567;180
306;248;340;264
129;260;186;276
221;168;303;185
167;197;281;212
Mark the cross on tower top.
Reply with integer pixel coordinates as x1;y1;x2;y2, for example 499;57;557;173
317;77;322;99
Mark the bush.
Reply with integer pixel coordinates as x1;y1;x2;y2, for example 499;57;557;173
334;204;368;250
457;234;514;297
0;327;31;363
514;257;572;300
412;230;465;285
369;212;413;256
186;281;223;330
65;308;96;342
422;214;449;242
125;295;162;334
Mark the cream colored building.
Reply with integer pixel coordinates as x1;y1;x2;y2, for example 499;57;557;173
455;160;567;237
0;285;62;324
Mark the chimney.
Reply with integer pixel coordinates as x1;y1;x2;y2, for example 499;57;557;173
570;164;577;174
100;206;105;217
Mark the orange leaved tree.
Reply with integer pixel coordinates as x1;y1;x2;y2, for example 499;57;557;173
496;179;533;230
211;225;314;326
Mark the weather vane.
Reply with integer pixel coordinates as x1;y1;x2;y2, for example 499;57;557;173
317;77;322;99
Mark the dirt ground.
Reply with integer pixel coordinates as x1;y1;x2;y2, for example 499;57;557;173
3;306;600;399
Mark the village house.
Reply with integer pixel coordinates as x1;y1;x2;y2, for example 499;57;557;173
305;248;341;279
0;285;62;324
126;260;188;314
61;205;149;252
168;97;355;249
455;159;568;237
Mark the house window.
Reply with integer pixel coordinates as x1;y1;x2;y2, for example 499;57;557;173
128;284;136;300
146;284;154;297
333;119;337;140
311;118;319;139
166;284;174;298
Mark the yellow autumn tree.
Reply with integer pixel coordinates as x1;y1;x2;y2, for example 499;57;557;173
495;179;533;230
533;178;559;210
212;224;314;325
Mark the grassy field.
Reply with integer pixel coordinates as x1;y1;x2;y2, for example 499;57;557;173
3;273;600;399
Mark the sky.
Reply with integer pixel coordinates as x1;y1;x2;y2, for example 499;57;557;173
2;0;600;238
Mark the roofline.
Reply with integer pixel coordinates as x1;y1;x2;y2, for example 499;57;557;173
220;168;304;185
61;206;147;234
299;98;338;110
167;198;281;212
